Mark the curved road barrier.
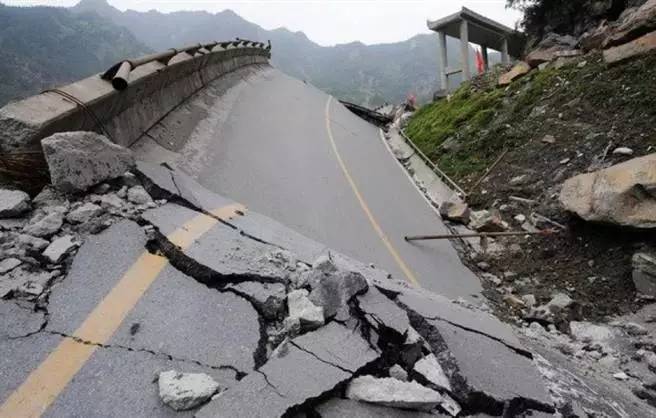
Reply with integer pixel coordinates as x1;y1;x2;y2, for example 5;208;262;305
0;40;271;161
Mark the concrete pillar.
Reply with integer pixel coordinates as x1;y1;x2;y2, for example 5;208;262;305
501;38;510;64
460;19;470;81
438;31;448;91
481;45;489;71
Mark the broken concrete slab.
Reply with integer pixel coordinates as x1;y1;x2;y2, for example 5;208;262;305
0;189;30;218
397;288;526;354
225;281;286;319
0;257;22;274
346;376;443;412
65;202;103;224
41;131;135;193
136;161;233;214
44;341;237;418
143;203;293;284
197;323;378;418
357;286;410;337
0;268;58;300
413;354;452;392
417;318;552;415
287;289;324;330
46;221;148;335
42;235;78;264
127;186;153;205
315;398;440;418
309;270;368;319
158;370;219;411
0;299;45;339
23;211;64;238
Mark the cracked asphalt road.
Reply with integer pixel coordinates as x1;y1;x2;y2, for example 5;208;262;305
0;66;492;417
137;66;482;299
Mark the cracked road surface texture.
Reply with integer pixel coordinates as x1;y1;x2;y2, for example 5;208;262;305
135;66;482;300
0;162;555;417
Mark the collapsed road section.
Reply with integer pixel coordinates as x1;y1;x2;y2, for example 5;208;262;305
0;131;558;417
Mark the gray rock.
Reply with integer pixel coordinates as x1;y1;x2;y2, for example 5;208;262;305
41;131;135;193
439;200;470;224
0;189;30;218
16;234;49;251
32;186;68;208
309;270;368;319
226;281;286;319
287;289;324;329
0;257;22;274
560;153;656;228
158;370;219;411
98;193;125;209
542;135;556;144
509;175;530;186
633;252;656;296
570;321;614;343
346;376;442;411
66;203;103;224
413;354;452;392
127;186;153;205
23;211;64;238
469;209;506;232
312;254;338;274
42;235;78;263
389;364;408;381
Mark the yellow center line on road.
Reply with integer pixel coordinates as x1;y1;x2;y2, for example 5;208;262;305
324;96;420;288
0;203;246;418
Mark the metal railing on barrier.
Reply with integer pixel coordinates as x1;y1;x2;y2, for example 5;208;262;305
101;39;271;91
398;128;467;198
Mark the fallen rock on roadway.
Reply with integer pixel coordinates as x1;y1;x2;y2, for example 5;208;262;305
1;158;557;417
41;131;135;193
158;370;219;411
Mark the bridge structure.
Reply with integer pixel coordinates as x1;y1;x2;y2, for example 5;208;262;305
427;7;525;94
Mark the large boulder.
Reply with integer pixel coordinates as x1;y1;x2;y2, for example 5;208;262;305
604;30;656;64
559;153;656;228
604;0;656;47
498;62;531;86
41;131;135;193
0;189;31;218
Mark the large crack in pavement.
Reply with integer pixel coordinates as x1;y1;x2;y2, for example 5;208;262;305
45;330;248;380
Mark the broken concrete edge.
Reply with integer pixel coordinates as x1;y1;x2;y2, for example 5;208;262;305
0;45;269;157
3;160;555;416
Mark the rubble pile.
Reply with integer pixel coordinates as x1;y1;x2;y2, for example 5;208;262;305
498;0;656;85
0;130;563;416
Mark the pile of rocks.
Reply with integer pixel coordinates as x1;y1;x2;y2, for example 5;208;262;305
499;0;656;85
0;131;163;310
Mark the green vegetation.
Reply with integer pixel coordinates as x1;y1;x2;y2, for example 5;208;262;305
405;53;656;183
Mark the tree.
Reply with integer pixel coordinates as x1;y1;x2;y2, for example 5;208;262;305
507;0;631;40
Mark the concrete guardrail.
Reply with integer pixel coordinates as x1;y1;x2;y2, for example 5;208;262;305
0;39;271;159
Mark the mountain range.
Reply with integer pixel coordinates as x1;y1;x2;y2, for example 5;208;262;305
0;0;476;107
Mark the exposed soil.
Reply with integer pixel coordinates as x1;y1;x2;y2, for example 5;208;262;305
406;52;656;325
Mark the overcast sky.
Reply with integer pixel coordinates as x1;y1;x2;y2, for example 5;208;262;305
5;0;523;46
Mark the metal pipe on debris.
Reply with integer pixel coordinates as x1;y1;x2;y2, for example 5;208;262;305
404;229;557;242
